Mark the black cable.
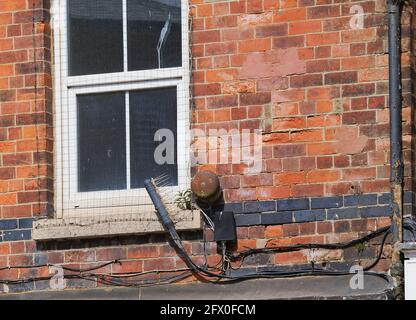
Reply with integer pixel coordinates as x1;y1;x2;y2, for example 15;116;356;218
2;266;393;288
0;225;395;286
62;260;118;273
0;231;392;287
364;229;391;271
91;267;193;278
143;178;395;283
0;260;118;273
0;236;391;287
90;271;193;288
228;226;391;260
0;270;193;288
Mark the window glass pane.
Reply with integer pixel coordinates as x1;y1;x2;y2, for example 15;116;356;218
68;0;123;76
77;92;127;191
130;87;178;188
127;0;182;71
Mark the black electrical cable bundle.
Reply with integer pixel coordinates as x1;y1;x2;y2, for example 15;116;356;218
0;270;194;288
0;224;397;289
0;259;196;288
228;226;391;260
363;229;391;271
143;179;394;284
0;260;117;272
0;225;394;288
78;271;193;288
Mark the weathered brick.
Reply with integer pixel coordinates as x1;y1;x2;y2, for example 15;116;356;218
311;196;343;209
265;225;283;238
275;172;306;185
96;248;127;261
244;201;276;213
378;193;391;205
294;209;326;223
240;92;271;105
325;71;357;85
239;39;271;53
256;24;288;37
306;32;339;46
289;20;321;35
334;220;350;233
221;202;244;214
317;221;333;234
342;83;375;97
274;144;306;158
307;5;340;19
0;219;18;230
282;224;300;237
3;230;31;241
273;36;304;49
292;184;324;197
299;222;316;235
344;194;378;206
276;198;310;212
360;205;392;218
0;168;15;180
273;117;306;130
317;156;333;169
307;169;340;183
290;74;322;88
327;208;359;220
206;95;238;109
260;212;293;225
343;111;376;124
234;214;261;226
275;251;308;265
256;186;291;200
248;226;265;238
17;218;33;229
274;8;306;22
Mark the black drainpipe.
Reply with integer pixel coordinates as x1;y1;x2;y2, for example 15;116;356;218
387;0;404;288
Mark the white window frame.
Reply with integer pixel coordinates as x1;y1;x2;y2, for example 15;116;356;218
52;0;191;218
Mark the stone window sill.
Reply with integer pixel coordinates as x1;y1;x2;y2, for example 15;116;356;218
401;242;416;259
32;210;202;241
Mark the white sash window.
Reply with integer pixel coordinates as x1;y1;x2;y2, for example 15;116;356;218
52;0;190;218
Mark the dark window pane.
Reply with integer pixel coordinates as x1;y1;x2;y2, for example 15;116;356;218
130;87;178;188
77;92;126;191
68;0;123;76
127;0;182;71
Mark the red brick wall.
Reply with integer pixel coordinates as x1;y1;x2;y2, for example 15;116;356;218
0;0;53;221
0;0;414;293
190;0;412;201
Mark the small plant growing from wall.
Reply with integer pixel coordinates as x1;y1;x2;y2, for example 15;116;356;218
175;189;193;210
355;242;365;254
355;242;366;262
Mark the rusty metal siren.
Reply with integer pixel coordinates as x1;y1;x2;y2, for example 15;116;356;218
191;171;221;204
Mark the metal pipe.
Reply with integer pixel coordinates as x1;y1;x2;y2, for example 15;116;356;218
387;0;404;291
